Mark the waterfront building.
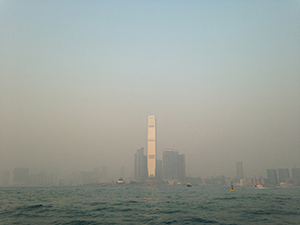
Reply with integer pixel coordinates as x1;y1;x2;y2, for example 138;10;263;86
278;168;290;183
291;167;300;179
163;149;179;182
267;169;278;185
134;147;147;181
147;115;156;178
291;167;300;185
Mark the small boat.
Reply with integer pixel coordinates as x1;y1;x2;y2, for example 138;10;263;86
116;178;125;184
255;184;263;188
231;182;235;192
187;183;192;187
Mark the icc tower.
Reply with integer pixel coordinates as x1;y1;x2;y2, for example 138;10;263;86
147;115;157;177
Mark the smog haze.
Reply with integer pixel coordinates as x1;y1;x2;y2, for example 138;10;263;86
1;1;300;179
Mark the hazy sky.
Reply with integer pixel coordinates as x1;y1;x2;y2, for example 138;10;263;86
1;1;300;178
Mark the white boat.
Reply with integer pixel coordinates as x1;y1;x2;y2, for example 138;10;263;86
255;184;263;188
116;178;125;184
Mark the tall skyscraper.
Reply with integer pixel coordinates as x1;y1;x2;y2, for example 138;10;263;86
236;161;244;181
267;169;278;185
147;115;156;178
134;147;147;181
278;168;290;183
163;149;179;181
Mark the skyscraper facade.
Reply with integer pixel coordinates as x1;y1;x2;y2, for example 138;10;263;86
163;149;179;181
236;161;244;181
267;169;278;185
134;148;147;181
278;168;290;183
147;115;156;178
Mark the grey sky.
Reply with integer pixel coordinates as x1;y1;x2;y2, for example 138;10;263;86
1;1;300;178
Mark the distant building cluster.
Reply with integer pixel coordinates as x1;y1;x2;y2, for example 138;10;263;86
1;168;58;187
1;116;299;188
266;168;300;187
0;166;113;187
134;116;186;184
235;161;300;187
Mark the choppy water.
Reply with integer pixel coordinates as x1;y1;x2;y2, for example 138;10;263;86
0;185;299;224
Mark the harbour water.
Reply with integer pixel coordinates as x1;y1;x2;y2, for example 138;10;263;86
1;185;299;224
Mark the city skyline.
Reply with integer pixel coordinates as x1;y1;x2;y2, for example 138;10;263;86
2;164;300;187
1;1;300;178
0;113;299;179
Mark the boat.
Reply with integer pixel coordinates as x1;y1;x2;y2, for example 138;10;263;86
255;184;263;188
116;178;125;184
187;183;192;187
231;182;235;192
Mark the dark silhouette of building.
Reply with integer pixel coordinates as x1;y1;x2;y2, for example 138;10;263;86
292;167;300;186
162;149;186;183
267;169;278;185
134;147;147;181
278;168;290;183
163;149;179;182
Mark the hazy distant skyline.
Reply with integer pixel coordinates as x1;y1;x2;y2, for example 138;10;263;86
1;1;300;178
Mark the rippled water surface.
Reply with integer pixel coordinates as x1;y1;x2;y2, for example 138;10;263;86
1;186;299;224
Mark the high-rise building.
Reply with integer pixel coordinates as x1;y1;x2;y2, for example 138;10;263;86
178;154;186;182
134;147;147;181
236;161;244;181
292;167;300;179
292;167;300;186
267;169;278;185
278;168;290;183
147;115;156;178
163;149;179;181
